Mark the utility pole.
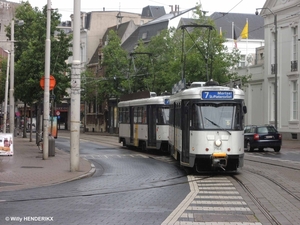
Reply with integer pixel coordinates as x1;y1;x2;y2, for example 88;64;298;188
70;0;81;172
43;0;51;159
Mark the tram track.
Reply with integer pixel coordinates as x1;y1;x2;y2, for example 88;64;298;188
230;155;300;225
231;174;282;225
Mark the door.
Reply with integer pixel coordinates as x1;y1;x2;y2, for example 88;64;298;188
148;105;157;147
181;100;190;163
130;107;134;144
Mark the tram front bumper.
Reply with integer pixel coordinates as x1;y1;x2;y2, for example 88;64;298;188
211;152;228;168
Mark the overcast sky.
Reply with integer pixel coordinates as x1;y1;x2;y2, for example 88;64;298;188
11;0;265;21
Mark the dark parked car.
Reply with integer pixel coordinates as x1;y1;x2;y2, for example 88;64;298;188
244;125;282;152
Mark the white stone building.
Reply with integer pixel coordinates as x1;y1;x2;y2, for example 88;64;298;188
237;0;300;140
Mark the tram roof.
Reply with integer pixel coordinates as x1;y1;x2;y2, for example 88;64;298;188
118;95;170;107
170;85;245;102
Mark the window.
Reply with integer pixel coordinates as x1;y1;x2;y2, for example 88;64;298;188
292;27;298;62
239;55;246;68
119;107;130;123
271;32;275;65
134;106;146;123
142;32;147;40
269;82;275;121
191;103;242;131
157;107;169;125
291;26;298;72
292;80;298;120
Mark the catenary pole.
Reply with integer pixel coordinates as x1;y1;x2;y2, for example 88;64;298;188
43;0;51;159
70;0;81;172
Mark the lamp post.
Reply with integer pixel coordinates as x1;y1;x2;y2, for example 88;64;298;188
256;8;278;129
9;20;15;135
9;19;24;135
3;50;10;133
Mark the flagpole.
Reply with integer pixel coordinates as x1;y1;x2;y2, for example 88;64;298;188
232;22;234;48
246;18;248;59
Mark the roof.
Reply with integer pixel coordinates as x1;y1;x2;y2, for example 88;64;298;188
210;12;264;40
122;7;196;53
89;21;135;65
141;6;166;19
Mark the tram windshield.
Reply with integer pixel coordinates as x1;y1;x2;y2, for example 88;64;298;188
157;107;170;125
191;103;243;131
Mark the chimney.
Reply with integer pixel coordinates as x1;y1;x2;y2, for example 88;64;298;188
169;5;173;13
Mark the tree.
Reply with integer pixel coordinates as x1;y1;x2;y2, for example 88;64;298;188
6;1;72;107
129;5;248;93
0;57;9;103
99;30;129;101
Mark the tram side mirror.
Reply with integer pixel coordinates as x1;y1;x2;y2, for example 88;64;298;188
243;106;247;114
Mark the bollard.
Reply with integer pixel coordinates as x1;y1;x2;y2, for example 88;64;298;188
48;136;55;157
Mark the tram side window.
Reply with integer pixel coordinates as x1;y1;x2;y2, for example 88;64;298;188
124;107;129;123
175;103;181;128
133;107;138;123
133;106;146;124
169;106;174;126
119;107;128;124
158;107;169;125
142;106;147;124
234;105;242;130
191;104;202;129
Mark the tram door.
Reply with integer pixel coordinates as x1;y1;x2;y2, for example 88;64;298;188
130;106;134;144
148;105;157;147
181;101;190;163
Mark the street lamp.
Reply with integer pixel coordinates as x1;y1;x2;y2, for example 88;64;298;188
3;50;10;133
9;19;24;135
256;8;278;129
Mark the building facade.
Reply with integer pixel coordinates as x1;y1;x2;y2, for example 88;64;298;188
237;0;300;140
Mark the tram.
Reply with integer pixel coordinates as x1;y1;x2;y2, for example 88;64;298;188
169;80;247;171
118;91;170;152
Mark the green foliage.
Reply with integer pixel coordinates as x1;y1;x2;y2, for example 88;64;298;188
76;4;250;106
99;30;129;100
0;57;8;103
6;1;72;105
126;5;249;93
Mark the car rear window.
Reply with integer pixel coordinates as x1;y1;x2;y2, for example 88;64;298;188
257;126;277;134
257;127;268;134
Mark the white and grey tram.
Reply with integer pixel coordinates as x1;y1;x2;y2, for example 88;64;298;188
169;81;247;171
118;91;170;152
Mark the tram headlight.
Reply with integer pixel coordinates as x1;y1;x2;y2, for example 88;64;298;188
215;139;222;147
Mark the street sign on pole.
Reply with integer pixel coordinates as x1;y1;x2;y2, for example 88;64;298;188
40;75;56;90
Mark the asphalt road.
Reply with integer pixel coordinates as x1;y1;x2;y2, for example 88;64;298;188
0;137;190;225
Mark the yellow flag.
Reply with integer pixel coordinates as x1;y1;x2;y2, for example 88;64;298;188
240;21;248;39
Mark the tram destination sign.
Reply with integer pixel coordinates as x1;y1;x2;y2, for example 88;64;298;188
202;91;233;100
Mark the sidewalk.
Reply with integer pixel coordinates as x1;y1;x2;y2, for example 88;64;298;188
0;131;298;193
0;135;94;192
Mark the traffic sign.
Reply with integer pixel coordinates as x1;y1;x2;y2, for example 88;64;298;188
55;110;60;116
40;75;56;90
